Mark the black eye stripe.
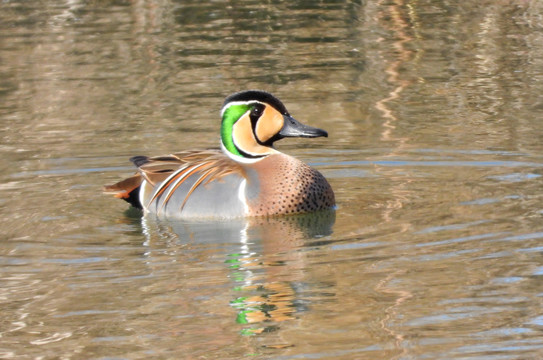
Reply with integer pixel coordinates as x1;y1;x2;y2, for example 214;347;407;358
248;103;267;145
249;103;265;128
251;109;259;118
249;104;264;122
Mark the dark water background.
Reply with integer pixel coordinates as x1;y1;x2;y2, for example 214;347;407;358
1;0;543;359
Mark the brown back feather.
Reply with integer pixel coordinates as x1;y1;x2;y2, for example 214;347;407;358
105;150;245;210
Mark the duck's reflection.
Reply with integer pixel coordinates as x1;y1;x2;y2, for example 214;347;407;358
139;210;335;335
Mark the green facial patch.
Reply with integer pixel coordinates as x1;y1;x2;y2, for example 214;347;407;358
221;104;251;156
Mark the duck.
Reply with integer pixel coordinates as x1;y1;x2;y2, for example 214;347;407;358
104;90;335;219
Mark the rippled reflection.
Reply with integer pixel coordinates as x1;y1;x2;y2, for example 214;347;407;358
140;211;335;338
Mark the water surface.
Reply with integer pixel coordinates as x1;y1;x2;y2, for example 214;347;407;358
1;0;543;359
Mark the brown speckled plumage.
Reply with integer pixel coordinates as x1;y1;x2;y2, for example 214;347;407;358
247;154;335;216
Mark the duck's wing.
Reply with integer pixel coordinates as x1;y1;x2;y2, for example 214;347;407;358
104;149;244;212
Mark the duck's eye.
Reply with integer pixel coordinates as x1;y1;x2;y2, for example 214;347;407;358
249;105;263;122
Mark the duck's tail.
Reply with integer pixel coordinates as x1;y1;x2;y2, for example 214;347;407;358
104;171;145;210
104;156;154;209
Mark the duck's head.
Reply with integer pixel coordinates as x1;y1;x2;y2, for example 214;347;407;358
220;90;328;162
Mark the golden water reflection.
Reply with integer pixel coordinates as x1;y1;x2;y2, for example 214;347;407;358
140;210;335;340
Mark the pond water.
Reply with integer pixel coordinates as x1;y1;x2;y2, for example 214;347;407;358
2;0;543;359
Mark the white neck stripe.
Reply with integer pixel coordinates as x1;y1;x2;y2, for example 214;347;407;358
220;100;266;118
220;142;270;164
